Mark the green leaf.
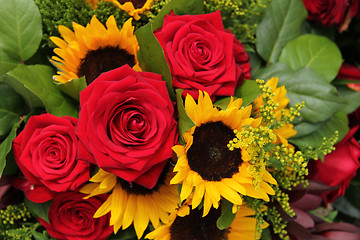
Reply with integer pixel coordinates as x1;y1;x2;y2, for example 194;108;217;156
176;89;195;139
24;197;52;223
151;0;203;31
252;62;291;80
31;229;50;240
214;97;232;110
136;24;175;100
0;83;25;136
256;0;307;63
336;85;360;114
0;0;42;61
279;34;342;82
333;196;360;219
234;79;260;106
2;150;18;176
4;64;78;117
290;111;349;149
0;122;19;176
54;76;87;101
258;67;346;123
216;199;236;230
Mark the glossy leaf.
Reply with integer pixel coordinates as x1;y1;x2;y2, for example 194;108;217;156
136;24;175;100
0;0;42;61
290;111;349;149
257;67;346;123
176;89;195;140
0;83;25;136
256;0;307;63
24;197;52;223
216;199;236;230
234;79;260;106
54;76;87;102
4;64;78;118
336;85;360;114
0;122;19;176
279;34;342;82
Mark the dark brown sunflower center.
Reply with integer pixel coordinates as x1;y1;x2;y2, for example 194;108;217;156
78;46;135;85
117;162;170;195
187;121;242;181
117;0;147;9
170;207;229;240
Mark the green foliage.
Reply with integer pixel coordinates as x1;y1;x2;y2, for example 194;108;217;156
0;83;25;137
4;64;79;118
34;0;92;49
0;121;20;176
216;199;236;230
175;89;195;140
24;197;52;224
0;0;42;62
0;203;52;240
204;0;270;49
256;0;307;63
279;34;343;82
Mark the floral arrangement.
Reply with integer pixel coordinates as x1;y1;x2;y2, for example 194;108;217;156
0;0;360;240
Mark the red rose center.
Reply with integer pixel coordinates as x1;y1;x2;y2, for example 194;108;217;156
117;0;147;9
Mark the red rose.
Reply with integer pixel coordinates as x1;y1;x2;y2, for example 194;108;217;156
303;0;359;31
12;113;91;203
337;63;360;92
308;127;360;203
38;192;113;240
154;10;251;100
76;65;177;189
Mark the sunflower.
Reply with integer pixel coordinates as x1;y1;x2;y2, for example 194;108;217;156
50;15;141;84
171;91;276;217
80;168;178;239
252;77;297;146
145;199;260;240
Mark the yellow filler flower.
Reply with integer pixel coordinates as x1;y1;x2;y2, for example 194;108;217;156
50;15;141;84
252;77;297;146
171;91;276;217
80;168;178;239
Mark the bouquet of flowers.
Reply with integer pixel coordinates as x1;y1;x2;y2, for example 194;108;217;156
0;0;360;239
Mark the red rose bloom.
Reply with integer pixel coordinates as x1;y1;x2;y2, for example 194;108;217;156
12;113;91;203
38;192;113;240
154;10;251;100
303;0;359;31
308;126;360;203
76;65;177;189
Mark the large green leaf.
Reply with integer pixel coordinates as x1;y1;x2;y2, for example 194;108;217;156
336;85;360;114
256;0;307;63
0;83;25;136
257;66;346;123
0;122;19;176
290;111;349;149
0;0;42;61
4;64;78;117
279;34;342;82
